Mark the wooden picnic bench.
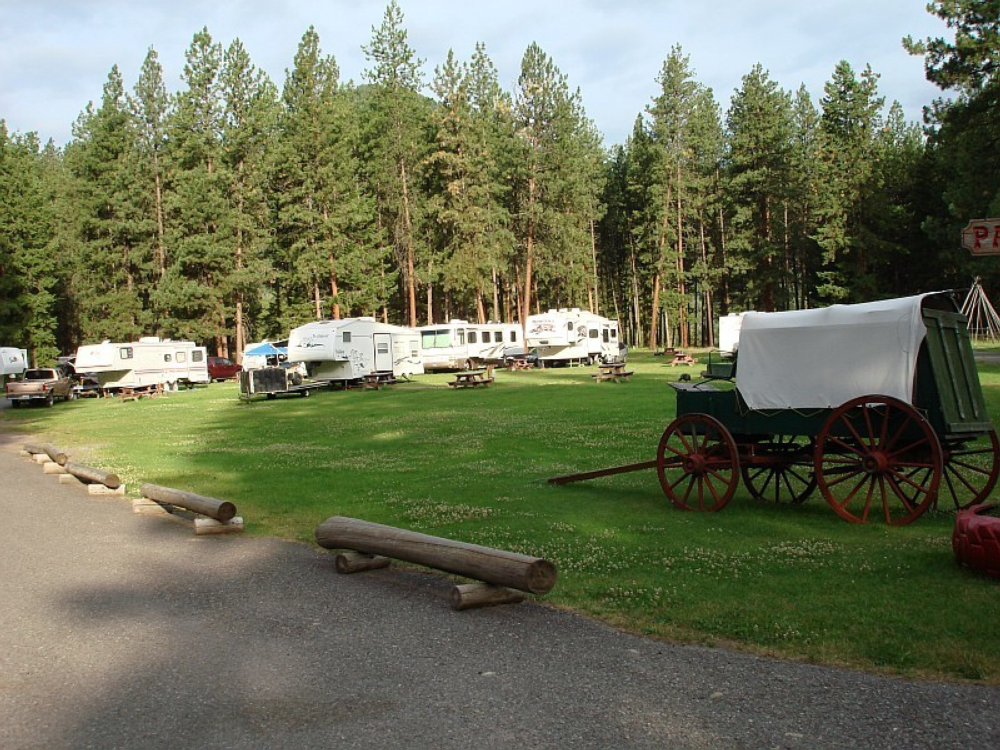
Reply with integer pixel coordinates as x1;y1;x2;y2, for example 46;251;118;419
668;350;697;366
449;365;494;388
592;362;634;383
362;372;398;390
507;358;534;371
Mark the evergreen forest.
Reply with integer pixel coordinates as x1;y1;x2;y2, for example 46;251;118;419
3;1;1000;365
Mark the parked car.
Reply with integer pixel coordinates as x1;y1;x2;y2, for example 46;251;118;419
5;367;75;407
208;356;242;382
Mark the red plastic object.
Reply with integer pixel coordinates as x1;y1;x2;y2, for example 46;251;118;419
952;503;1000;578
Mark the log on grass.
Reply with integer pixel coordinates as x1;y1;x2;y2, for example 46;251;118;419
315;516;557;595
65;462;121;489
140;483;236;523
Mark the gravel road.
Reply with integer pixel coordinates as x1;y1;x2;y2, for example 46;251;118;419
1;426;998;749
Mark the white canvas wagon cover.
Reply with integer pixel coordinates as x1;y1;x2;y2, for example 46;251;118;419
736;293;941;410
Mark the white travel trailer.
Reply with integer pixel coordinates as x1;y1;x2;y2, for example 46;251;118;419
418;320;522;371
287;318;424;383
1;347;28;378
73;338;210;391
525;308;621;365
718;312;751;355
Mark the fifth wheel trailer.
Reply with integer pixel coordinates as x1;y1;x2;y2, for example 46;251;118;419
525;309;622;365
287;318;424;384
73;338;210;392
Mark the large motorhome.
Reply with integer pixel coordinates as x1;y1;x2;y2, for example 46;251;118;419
418;320;522;371
525;309;621;365
287;318;424;383
73;338;210;391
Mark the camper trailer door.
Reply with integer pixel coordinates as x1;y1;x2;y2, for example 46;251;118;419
374;333;393;372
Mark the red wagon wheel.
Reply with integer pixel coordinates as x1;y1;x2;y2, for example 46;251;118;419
814;395;942;525
940;429;1000;510
741;435;817;505
656;414;739;512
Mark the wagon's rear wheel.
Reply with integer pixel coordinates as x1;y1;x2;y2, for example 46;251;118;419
815;395;942;525
656;414;739;512
939;429;1000;510
741;435;816;504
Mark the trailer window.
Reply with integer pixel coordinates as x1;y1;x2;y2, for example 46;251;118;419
164;354;172;363
120;347;133;360
603;330;609;342
468;332;478;344
176;351;187;363
342;332;352;343
482;332;491;343
589;328;599;339
377;342;389;354
510;330;518;342
422;330;449;349
192;350;204;362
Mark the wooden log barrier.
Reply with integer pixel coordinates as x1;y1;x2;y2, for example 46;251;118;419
140;483;237;523
450;583;526;611
24;443;69;466
65;462;122;490
315;516;557;595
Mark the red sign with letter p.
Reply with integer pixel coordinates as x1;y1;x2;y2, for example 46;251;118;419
963;219;1000;255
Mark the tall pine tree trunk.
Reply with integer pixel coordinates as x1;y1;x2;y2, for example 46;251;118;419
520;175;536;340
400;159;417;327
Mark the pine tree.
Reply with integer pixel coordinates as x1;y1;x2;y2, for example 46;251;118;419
0;127;61;363
814;61;885;302
160;28;229;344
63;66;146;342
725;64;795;311
219;38;278;357
640;46;710;348
361;0;431;326
512;43;603;326
128;47;171;285
426;44;516;323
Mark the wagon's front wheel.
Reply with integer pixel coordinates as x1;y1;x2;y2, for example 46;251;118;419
815;395;942;525
656;414;739;512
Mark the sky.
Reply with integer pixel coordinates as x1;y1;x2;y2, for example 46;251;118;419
1;1;952;148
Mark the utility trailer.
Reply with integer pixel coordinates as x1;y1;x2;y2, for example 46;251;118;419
552;292;999;525
238;365;323;400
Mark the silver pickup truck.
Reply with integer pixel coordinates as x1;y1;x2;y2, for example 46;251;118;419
5;368;76;407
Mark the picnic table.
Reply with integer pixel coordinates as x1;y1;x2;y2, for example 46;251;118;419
448;366;494;388
362;372;397;390
507;358;534;371
592;362;634;383
668;350;697;366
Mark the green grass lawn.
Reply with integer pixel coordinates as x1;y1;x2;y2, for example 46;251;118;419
5;351;1000;683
